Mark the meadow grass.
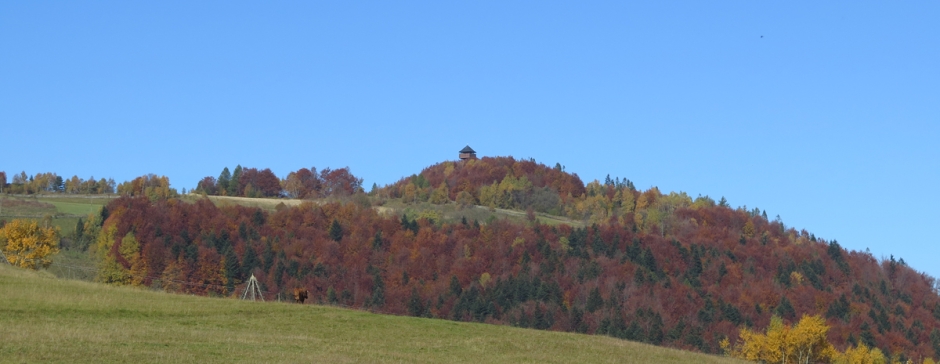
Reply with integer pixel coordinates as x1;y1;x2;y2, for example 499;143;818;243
43;200;102;216
0;196;57;216
189;194;585;227
0;264;745;364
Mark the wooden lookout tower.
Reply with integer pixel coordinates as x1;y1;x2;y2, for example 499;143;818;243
459;145;477;160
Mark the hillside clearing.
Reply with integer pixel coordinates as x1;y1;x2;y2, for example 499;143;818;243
191;194;585;227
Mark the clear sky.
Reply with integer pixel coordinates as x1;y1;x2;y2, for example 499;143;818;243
2;2;938;279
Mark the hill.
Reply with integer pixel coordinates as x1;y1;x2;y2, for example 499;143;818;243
0;263;743;364
10;156;940;362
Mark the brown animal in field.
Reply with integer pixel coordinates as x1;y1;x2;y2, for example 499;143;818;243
293;288;309;304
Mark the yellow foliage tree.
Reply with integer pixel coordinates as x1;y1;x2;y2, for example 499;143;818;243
725;314;836;364
743;220;756;238
831;343;887;364
0;219;60;269
429;183;450;204
94;227;139;285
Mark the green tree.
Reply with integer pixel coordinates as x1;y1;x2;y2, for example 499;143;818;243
429;183;450;204
228;165;243;196
407;287;424;317
218;167;231;195
372;231;383;250
327;286;337;304
586;287;604;313
369;270;385;308
241;243;258;278
223;247;241;292
329;219;343;242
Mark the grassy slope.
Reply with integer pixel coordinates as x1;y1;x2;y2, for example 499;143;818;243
0;194;108;236
0;264;744;364
192;194;584;227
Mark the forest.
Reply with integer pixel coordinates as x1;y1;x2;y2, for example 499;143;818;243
3;157;940;362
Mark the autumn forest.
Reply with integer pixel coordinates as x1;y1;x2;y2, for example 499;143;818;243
2;157;940;363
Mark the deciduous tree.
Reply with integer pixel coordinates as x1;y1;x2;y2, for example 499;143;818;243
0;219;59;269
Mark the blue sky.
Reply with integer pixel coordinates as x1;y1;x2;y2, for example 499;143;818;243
2;2;938;278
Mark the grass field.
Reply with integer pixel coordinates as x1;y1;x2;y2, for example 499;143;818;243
0;194;109;240
43;200;102;215
190;194;585;228
0;196;57;216
0;264;744;364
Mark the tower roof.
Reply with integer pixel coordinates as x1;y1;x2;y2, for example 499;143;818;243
459;145;476;154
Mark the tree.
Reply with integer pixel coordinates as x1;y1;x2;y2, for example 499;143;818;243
430;183;450;204
0;219;60;269
223;247;240;292
372;231;383;250
456;190;475;208
320;167;363;196
586;287;604;313
241;243;259;278
196;176;218;195
116;174;176;200
831;343;887;364
218;167;232;195
229;165;243;196
329;219;343;242
238;168;282;197
724;314;836;364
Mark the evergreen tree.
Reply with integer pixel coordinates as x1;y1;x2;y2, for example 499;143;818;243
408;288;424;316
649;313;665;345
262;242;274;271
329;219;343;242
327;286;337;304
241;243;259;278
228;165;242;196
534;303;553;329
776;296;796;320
449;275;462;296
369;268;385;308
73;217;85;249
223;247;241;292
218;167;231;195
586;287;604;313
372;231;383;250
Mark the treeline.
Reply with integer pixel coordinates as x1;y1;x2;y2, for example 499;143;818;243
194;165;363;199
92;190;940;362
0;171;116;195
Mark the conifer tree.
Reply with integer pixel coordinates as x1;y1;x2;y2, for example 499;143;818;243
241;243;258;278
586;287;604;313
218;167;231;195
228;165;243;196
329;219;343;242
223;247;240;292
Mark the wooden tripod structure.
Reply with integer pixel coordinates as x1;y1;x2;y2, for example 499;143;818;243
241;274;265;301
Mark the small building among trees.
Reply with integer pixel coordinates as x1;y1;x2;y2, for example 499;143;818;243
459;145;477;160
